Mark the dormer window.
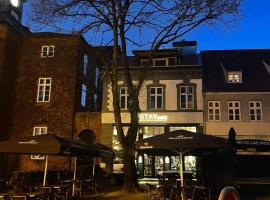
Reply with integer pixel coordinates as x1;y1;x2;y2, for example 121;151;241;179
227;71;242;83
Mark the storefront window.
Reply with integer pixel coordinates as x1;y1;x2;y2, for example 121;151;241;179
184;156;196;171
144;154;153;176
171;156;180;171
112;126;129;151
143;126;164;138
155;156;164;176
169;126;197;133
171;156;196;172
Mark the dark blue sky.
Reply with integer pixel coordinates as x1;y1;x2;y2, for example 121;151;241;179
22;0;270;51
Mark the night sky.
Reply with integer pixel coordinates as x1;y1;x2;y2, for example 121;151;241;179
22;0;270;52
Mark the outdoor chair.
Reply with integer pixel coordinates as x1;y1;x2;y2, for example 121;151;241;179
191;185;210;200
146;183;161;200
53;184;71;200
159;185;175;200
29;186;52;200
9;194;30;200
73;180;82;197
81;178;97;195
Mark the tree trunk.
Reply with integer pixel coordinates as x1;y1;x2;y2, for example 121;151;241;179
122;142;141;192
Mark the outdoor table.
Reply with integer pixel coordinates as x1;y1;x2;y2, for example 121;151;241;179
191;185;210;200
234;177;270;185
0;192;40;199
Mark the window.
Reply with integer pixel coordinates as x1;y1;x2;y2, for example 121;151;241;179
31;127;47;160
143;126;164;138
83;54;88;76
119;87;128;110
180;86;194;109
37;78;51;102
228;101;241;121
228;71;242;83
81;84;87;107
141;58;172;67
41;45;55;57
208;101;220;121
249;101;262;121
169;126;197;133
113;126;129;151
149;87;163;109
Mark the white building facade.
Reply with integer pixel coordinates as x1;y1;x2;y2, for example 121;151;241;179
101;41;204;177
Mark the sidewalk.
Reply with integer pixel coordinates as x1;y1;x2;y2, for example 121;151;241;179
82;186;148;200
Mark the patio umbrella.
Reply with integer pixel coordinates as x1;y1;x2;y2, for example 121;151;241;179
135;130;228;200
0;134;114;187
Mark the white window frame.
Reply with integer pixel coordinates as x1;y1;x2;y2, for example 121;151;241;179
31;126;47;160
41;45;55;58
119;87;128;110
83;54;88;76
227;71;242;83
37;78;51;102
149;87;163;110
180;85;194;109
141;58;175;67
249;101;263;121
81;84;87;107
208;101;220;121
228;101;241;121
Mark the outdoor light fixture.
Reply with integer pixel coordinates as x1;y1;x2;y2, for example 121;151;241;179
10;0;19;7
138;155;143;164
165;156;170;164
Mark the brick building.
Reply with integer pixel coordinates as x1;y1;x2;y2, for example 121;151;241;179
0;0;105;177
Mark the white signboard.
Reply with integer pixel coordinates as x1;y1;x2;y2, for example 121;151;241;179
139;113;168;123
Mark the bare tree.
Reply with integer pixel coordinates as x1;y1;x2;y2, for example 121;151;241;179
30;0;241;192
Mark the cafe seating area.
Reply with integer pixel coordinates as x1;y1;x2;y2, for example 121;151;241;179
0;170;107;200
145;170;210;200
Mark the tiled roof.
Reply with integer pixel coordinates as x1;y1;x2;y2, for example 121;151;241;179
201;49;270;92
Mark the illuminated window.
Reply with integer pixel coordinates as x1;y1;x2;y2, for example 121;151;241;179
112;126;129;151
31;127;47;160
249;101;262;121
228;101;241;121
149;87;163;110
41;45;55;58
208;101;220;121
119;87;128;110
169;126;197;133
180;86;194;109
83;54;88;76
184;156;196;171
81;84;87;107
37;78;51;102
143;126;164;138
228;72;242;83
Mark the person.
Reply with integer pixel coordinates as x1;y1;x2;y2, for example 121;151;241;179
218;186;240;200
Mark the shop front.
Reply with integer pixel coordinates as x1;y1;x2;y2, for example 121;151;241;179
107;112;203;177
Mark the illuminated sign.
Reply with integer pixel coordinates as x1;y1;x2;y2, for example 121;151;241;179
139;113;168;122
